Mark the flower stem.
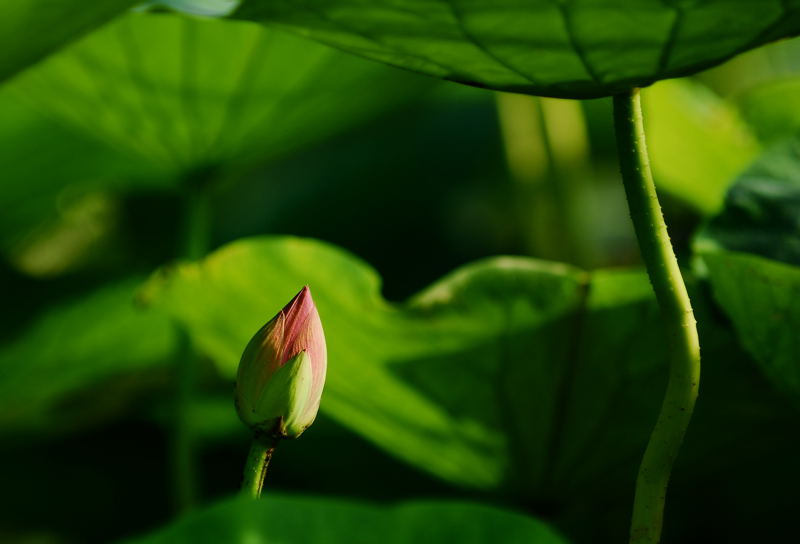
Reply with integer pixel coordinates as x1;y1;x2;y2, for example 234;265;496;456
172;179;213;511
612;89;701;544
241;433;279;498
172;333;198;512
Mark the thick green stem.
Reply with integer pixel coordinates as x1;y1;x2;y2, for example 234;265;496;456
612;89;701;544
241;434;279;498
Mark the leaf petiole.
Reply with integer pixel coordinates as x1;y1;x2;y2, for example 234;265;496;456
612;88;701;544
241;433;279;499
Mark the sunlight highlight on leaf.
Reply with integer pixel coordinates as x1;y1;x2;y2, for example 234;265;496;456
10;12;432;172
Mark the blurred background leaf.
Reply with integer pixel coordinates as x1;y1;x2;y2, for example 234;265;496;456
0;277;177;433
0;0;136;83
129;494;570;544
701;252;800;404
724;36;800;143
0;8;436;280
695;138;800;404
0;88;172;271
643;79;759;215
738;78;800;143
10;12;433;173
696;138;800;263
233;0;800;98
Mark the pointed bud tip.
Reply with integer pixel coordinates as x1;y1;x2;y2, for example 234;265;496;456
282;285;314;313
235;284;326;438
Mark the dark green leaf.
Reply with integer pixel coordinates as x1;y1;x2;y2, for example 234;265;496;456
234;0;800;98
696;138;800;264
127;494;569;544
701;252;800;403
143;236;667;495
696;138;800;402
10;12;432;171
0;278;177;431
0;0;136;83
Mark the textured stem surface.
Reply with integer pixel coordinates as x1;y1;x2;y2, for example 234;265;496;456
242;434;279;498
612;89;701;544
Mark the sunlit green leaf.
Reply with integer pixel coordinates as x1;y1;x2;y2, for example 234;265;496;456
128;494;570;544
0;278;177;431
0;0;136;83
10;12;432;171
643;79;759;214
143;236;667;495
233;0;800;99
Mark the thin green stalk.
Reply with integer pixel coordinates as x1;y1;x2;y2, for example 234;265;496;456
173;332;197;511
495;92;555;258
182;183;212;261
612;89;701;544
241;434;279;498
172;181;213;512
533;96;588;265
537;97;596;266
495;92;592;265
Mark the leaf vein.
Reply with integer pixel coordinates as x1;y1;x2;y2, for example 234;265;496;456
736;0;796;59
555;1;602;85
657;3;684;73
295;0;470;81
441;0;542;86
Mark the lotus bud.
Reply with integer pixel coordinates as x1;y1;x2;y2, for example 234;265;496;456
235;286;327;439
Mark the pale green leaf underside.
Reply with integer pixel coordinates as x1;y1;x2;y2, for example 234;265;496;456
10;12;431;171
0;89;173;255
643;79;759;214
128;494;569;544
144;236;666;492
234;0;800;98
0;0;136;83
